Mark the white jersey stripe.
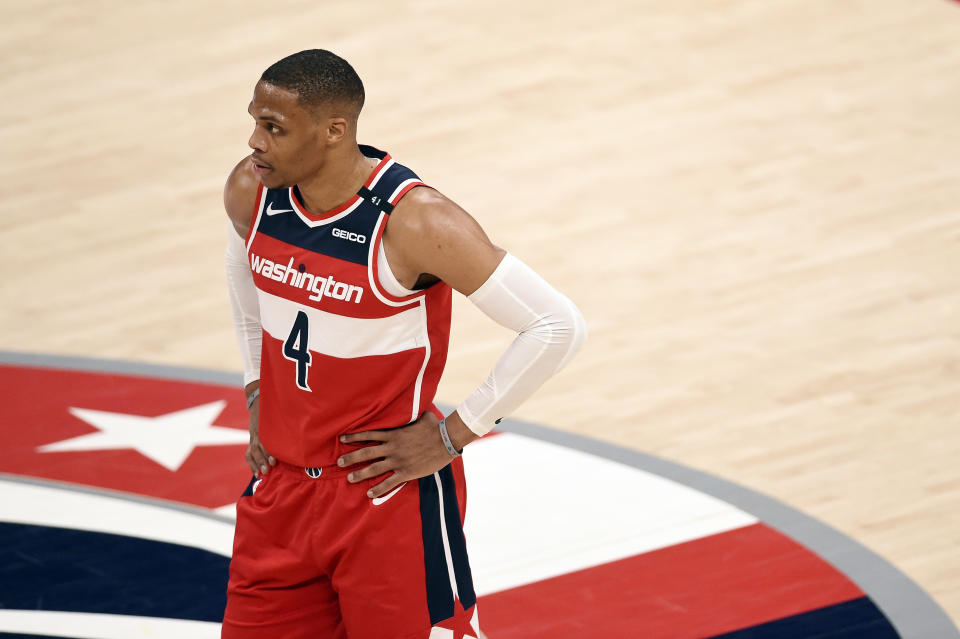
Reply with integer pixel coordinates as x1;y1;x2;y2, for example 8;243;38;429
410;297;430;422
284;189;364;228
366;213;425;308
388;178;422;204
433;472;461;599
257;289;427;360
363;212;432;421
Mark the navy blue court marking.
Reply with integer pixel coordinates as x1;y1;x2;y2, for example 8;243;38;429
0;350;956;639
708;597;899;639
0;522;228;622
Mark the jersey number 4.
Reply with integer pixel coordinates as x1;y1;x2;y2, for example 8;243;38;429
283;311;312;391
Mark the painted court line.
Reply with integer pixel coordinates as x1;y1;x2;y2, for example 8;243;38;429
0;350;957;639
461;432;757;595
0;475;234;557
0;610;220;639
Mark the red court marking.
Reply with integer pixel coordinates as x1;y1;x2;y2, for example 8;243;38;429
1;364;251;508
478;522;864;638
3;360;883;637
1;362;496;508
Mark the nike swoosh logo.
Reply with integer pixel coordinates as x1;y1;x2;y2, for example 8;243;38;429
266;202;294;215
372;482;408;506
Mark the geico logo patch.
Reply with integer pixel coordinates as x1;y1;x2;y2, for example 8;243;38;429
332;228;367;244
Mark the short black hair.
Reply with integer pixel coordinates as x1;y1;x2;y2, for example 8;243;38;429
260;49;365;117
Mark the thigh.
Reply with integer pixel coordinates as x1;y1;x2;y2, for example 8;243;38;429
223;473;346;639
332;460;481;639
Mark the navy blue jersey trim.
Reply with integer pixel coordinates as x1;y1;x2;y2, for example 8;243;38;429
358;186;394;214
240;475;257;497
419;473;455;625
255;197;376;266
364;161;422;211
252;152;422;266
438;464;477;610
358;144;388;161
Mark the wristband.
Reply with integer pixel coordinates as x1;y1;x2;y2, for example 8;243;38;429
246;388;260;410
437;417;462;458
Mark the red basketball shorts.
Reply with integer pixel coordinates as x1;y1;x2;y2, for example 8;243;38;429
221;457;481;638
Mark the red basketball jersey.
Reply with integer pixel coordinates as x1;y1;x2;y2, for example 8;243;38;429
244;146;452;467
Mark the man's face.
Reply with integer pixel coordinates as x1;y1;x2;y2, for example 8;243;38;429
247;82;328;189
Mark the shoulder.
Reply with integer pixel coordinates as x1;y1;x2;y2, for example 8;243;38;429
386;187;478;242
224;157;262;238
384;186;505;295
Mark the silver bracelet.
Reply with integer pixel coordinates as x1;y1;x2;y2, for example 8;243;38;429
437;417;462;458
246;388;260;410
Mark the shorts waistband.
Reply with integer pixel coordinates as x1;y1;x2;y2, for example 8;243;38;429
273;459;350;480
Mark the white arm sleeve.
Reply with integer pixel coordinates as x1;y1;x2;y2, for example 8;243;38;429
225;225;262;386
456;254;587;436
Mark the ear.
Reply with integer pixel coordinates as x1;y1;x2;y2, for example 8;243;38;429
326;117;348;143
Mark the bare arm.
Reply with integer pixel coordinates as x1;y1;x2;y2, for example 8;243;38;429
380;187;506;295
380;188;506;449
223;157;275;476
224;157;261;239
340;188;586;498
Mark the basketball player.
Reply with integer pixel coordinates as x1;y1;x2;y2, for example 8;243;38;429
223;49;586;638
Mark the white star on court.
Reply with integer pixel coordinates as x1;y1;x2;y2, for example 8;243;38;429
37;401;249;472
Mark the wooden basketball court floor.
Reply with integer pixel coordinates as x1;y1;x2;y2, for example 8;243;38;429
1;0;958;634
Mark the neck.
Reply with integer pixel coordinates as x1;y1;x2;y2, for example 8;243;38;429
297;143;376;214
